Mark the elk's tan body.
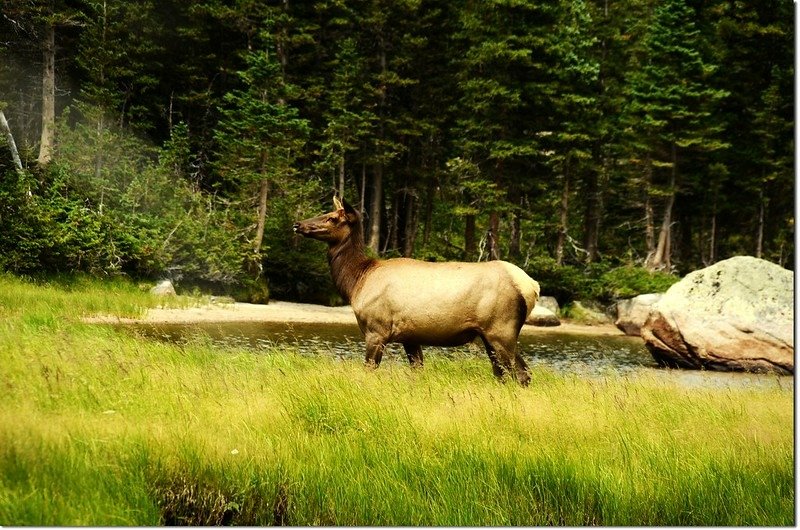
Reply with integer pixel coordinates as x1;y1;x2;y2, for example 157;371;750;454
294;197;539;385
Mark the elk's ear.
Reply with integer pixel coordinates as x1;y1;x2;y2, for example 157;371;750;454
341;198;359;223
332;195;344;212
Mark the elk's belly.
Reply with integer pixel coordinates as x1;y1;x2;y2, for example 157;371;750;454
354;303;484;346
390;326;481;347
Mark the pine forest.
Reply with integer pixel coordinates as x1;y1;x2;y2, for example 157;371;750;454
0;0;794;304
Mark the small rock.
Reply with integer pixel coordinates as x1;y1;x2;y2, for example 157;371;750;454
526;305;561;327
569;300;612;325
150;280;176;296
537;296;560;315
210;296;236;305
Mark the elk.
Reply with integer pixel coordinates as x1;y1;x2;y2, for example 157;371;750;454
293;196;540;385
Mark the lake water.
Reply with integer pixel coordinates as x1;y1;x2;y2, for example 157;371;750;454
123;321;793;391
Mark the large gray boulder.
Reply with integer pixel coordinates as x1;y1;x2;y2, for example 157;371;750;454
640;256;793;374
615;293;662;336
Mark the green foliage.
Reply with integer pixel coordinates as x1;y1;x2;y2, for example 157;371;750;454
526;257;679;305
593;266;679;301
525;256;592;305
261;192;341;305
623;0;729;172
317;37;376;180
0;172;51;273
0;112;255;294
0;0;794;300
214;43;310;189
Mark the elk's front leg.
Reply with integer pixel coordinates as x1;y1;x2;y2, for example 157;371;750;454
403;343;424;368
364;333;386;369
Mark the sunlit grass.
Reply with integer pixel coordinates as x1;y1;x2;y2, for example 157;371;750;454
0;275;793;525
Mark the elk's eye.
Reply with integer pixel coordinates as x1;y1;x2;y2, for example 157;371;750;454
325;217;336;223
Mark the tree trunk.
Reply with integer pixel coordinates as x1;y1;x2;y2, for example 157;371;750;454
367;164;382;253
555;161;570;265
464;214;476;261
254;177;270;254
94;0;108;179
509;188;521;258
755;186;765;259
338;157;345;199
582;166;602;263
422;181;434;247
37;22;55;166
94;114;104;180
648;145;677;271
253;146;270;254
0;110;24;174
359;161;366;236
386;191;399;253
488;211;500;261
705;188;718;266
709;212;717;264
402;191;417;258
644;157;656;263
368;44;387;254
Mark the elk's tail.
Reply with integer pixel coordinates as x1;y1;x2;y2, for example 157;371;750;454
500;261;540;320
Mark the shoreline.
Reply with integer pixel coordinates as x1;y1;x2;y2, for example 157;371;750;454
86;300;628;337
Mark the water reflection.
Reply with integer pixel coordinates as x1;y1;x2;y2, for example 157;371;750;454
122;321;792;391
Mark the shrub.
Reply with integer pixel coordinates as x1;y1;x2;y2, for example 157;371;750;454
524;257;680;306
0;114;256;293
524;256;593;306
594;266;679;302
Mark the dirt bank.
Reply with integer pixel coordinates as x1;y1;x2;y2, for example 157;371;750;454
87;300;626;337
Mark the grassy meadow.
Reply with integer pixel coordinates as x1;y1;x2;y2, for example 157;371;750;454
0;275;794;526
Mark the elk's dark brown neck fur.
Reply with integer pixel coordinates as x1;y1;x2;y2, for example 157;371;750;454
327;222;376;302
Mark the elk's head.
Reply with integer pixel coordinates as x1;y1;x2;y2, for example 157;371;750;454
293;196;360;244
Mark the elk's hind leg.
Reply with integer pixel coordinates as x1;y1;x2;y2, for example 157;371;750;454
481;332;531;386
403;343;424;368
512;349;531;387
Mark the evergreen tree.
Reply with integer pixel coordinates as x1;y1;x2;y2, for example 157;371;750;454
548;0;599;265
214;26;309;266
624;0;728;270
451;0;553;261
0;0;794;291
318;37;376;201
713;0;794;266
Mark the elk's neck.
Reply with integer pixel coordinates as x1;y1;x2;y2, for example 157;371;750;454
327;231;376;302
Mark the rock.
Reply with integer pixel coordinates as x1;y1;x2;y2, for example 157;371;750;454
210;295;236;305
150;280;176;296
568;300;613;325
640;256;793;374
614;293;662;336
526;305;561;327
537;296;560;315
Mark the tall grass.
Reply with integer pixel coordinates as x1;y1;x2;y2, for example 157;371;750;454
0;275;793;525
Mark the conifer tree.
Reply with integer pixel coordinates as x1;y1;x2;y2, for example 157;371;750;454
451;0;552;260
624;0;728;270
548;0;599;264
319;37;376;200
214;26;309;262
